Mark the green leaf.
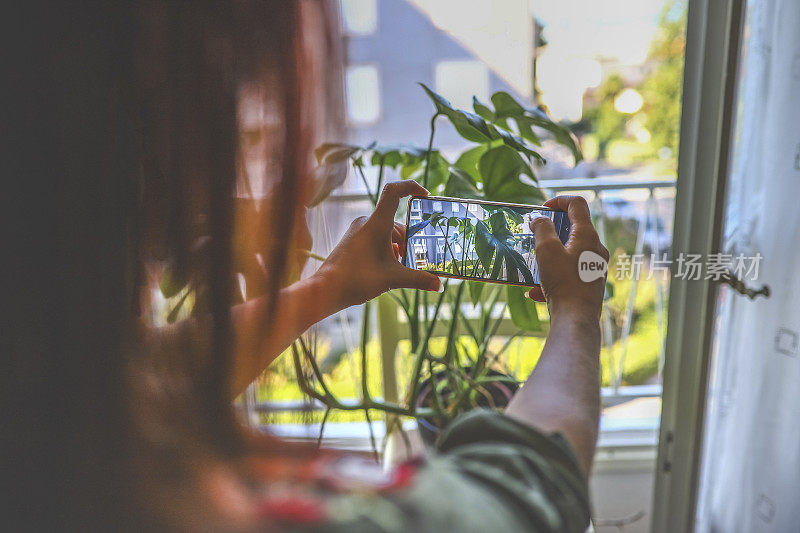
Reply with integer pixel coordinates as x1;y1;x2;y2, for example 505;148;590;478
472;96;494;121
473;214;534;285
604;281;614;300
443;168;482;200
454;144;489;183
478;145;545;204
492;92;582;165
314;142;361;165
467;280;484;303
420;84;493;142
527;110;583;165
486;91;583;165
507;286;541;331
419;85;551;168
369;144;427;168
491;127;546;166
490;91;526;117
400;158;422;179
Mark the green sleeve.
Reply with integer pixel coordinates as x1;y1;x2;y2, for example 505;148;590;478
432;409;591;532
319;409;591;533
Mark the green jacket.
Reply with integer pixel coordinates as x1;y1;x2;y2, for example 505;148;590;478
266;409;590;532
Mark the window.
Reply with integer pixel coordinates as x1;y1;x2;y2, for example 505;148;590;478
432;201;442;211
340;0;377;36
345;65;381;124
452;203;460;213
435;60;489;111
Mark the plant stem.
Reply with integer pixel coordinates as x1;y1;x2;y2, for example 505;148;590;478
364;407;380;463
356;165;377;206
317;407;331;448
461;216;469;274
444;282;466;365
422;114;438;189
407;279;449;410
410;289;420;352
427;358;446;421
376;156;386;194
439;220;461;275
360;300;371;402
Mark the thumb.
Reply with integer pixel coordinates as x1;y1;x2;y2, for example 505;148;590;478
530;215;560;252
391;266;442;292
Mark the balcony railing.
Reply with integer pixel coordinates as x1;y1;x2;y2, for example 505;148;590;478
247;175;675;454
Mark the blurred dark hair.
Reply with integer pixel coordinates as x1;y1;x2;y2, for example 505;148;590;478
5;1;342;530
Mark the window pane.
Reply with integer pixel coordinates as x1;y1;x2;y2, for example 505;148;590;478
341;0;377;36
435;60;489;111
346;65;381;124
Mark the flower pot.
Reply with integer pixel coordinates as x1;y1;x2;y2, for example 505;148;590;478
415;368;519;447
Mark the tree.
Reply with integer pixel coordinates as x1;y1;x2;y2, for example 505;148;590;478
641;1;687;160
583;73;628;160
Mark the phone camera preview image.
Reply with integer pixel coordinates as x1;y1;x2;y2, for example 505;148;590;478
404;198;571;286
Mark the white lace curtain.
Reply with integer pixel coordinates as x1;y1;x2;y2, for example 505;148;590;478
696;0;800;531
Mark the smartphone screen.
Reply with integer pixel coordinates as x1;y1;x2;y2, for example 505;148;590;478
403;196;571;286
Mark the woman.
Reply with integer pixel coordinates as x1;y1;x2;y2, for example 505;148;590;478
6;1;608;531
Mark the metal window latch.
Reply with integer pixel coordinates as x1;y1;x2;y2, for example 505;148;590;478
719;269;770;299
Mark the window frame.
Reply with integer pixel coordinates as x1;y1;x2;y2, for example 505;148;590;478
650;0;745;531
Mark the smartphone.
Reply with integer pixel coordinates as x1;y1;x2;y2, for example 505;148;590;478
402;196;571;287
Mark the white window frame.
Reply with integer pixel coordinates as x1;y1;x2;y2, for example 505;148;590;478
651;0;745;531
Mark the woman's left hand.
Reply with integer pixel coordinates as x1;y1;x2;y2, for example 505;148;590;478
315;181;442;309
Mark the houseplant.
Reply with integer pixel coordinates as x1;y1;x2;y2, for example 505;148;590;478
298;84;582;450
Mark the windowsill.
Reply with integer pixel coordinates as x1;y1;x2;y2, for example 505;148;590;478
260;394;661;456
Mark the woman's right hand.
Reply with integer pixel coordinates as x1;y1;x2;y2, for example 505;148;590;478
314;181;442;309
527;196;609;322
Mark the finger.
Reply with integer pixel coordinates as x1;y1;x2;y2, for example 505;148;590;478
526;286;545;302
529;215;561;252
391;265;441;292
543;195;593;229
374;181;429;222
392;222;406;244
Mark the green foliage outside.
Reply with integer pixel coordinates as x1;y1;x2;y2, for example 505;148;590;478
641;1;687;161
579;0;686;167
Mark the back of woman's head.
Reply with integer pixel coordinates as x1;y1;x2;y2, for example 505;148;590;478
5;1;342;529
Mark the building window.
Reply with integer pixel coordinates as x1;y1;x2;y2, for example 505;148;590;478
435;60;490;111
341;0;377;36
346;65;381;124
432;201;443;211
